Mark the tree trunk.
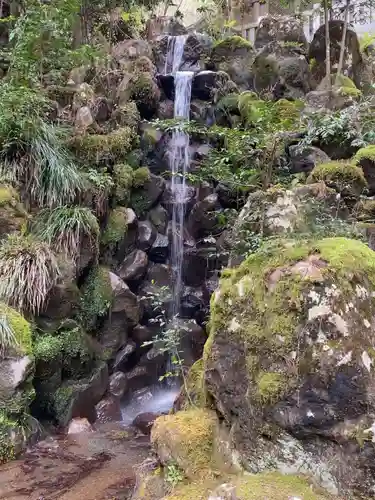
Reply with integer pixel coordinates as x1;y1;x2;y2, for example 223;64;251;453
335;0;350;84
324;0;331;89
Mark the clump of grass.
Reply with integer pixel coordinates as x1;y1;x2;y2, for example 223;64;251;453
32;206;99;259
0;316;18;359
0;234;60;314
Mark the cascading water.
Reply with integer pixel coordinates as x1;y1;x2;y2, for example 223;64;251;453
164;34;188;74
121;36;193;424
169;71;193;316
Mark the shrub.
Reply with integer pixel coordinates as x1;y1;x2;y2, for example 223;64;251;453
0;234;60;314
33;206;99;260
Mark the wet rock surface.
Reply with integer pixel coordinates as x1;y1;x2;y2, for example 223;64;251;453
0;422;150;500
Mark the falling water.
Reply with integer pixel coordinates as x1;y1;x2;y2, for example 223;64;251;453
164;34;188;74
165;35;194;317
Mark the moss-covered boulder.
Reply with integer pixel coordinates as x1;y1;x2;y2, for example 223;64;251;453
211;36;255;89
254;15;308;50
308;160;367;198
130;73;160;120
251;41;312;100
0;184;28;240
151;409;218;479
353;145;375;195
204;236;375;496
70;127;136;164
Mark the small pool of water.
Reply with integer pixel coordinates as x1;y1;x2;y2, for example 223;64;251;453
120;385;180;426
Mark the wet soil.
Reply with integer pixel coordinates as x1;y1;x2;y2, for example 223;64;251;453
0;422;151;500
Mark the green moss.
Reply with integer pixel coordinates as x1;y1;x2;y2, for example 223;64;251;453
0;411;17;463
308;160;367;196
0;185;17;207
151;409;217;478
234;471;326;499
101;208;128;246
338;86;362;98
353;145;375;164
80;266;113;329
213;36;252;51
111;101;140;130
113;163;134;205
165;472;326;500
70;127;136;164
180;359;206;409
273;98;304;122
0;303;32;355
257;372;288;404
335;74;357;88
133;166;150;188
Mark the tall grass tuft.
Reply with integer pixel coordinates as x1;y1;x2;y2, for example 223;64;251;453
33;206;100;259
0;83;85;208
0;316;18;359
0;234;60;315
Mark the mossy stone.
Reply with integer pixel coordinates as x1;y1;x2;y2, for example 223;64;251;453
151;409;218;479
70;127;136;164
308;160;367;197
353;145;375;164
101;208;128;246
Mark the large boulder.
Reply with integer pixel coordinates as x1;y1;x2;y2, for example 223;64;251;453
109;272;141;326
53;362;108;426
287;145;330;174
112;39;152;66
353;145;375;195
117;249;148;282
309;20;362;86
210;36;255;89
204;237;375;496
254;15;307;50
252;41;312;99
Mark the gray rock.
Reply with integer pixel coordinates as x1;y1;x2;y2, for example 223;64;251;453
95;396;122;423
147;205;168;234
109;371;128;398
110;272;140;326
117;249;148;282
252;41;312;100
132;412;159;435
98;316;128;362
125;365;154;391
53;361;109;426
75;106;94;131
131;324;154;345
187;193;222;239
288;145;330;174
137;220;157;251
131;174;165;217
211;38;255;89
0;356;34;402
254;15;308;50
113;340;136;372
156;99;174;120
148;233;169;263
112;39;152;64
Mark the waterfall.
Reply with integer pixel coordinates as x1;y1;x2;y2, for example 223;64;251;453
169;71;193;316
164;35;193;317
164;34;188;74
